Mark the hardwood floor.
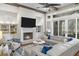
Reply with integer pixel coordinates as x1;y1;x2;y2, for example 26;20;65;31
74;51;79;56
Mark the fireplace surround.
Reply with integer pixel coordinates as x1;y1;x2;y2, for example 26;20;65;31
23;32;33;40
21;28;36;42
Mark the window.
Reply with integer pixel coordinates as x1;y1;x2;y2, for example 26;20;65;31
68;19;76;38
77;19;79;39
47;21;51;30
53;21;58;36
59;20;65;36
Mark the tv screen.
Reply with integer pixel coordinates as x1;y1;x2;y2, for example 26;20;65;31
21;17;36;28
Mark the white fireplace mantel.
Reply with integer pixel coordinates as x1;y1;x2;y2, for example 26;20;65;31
21;28;36;42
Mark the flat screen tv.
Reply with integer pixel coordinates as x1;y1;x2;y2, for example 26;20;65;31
21;17;36;28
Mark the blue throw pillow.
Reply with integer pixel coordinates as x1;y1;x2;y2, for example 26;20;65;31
67;38;73;42
41;46;52;54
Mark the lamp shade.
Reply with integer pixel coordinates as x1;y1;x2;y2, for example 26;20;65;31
47;29;51;32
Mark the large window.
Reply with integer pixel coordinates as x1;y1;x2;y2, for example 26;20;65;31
59;20;65;36
53;18;79;39
53;21;58;36
68;19;76;38
77;19;79;39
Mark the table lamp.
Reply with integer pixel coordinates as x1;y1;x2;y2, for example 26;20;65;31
47;29;51;39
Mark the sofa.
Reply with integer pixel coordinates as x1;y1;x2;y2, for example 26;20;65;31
31;38;79;56
42;36;68;44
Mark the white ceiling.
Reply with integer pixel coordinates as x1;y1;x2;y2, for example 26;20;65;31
18;3;47;12
18;3;75;12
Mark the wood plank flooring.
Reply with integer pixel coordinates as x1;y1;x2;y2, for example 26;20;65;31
75;51;79;56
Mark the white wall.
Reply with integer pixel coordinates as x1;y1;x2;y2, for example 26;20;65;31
0;4;18;24
0;10;17;24
0;4;45;39
0;3;18;13
17;7;45;39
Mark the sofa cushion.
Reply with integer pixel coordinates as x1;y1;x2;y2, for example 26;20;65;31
51;36;67;42
47;39;79;56
65;39;79;46
41;46;52;54
47;44;70;56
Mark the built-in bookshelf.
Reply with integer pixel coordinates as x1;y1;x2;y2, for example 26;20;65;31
10;25;17;34
0;24;17;35
0;24;9;34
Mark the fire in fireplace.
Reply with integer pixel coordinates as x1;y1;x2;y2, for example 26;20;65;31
23;32;33;40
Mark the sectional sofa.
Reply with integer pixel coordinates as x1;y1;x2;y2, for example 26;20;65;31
30;36;79;56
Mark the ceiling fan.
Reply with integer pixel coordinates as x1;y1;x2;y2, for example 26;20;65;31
39;3;61;11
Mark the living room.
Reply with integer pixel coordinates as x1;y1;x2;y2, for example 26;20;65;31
0;3;79;56
0;3;46;56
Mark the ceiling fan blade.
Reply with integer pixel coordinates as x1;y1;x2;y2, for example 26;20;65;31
38;3;59;11
48;4;60;6
39;3;48;5
39;3;60;8
39;3;49;7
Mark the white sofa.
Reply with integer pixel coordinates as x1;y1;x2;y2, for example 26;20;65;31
31;38;79;56
43;36;68;44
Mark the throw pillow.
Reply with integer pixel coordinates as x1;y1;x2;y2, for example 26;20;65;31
67;38;73;42
3;44;9;56
41;46;52;54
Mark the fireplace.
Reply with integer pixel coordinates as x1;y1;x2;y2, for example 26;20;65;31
20;28;36;42
23;32;33;40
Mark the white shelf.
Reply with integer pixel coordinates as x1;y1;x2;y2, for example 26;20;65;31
0;24;17;35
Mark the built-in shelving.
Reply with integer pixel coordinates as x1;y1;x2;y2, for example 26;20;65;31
0;24;17;35
10;24;17;34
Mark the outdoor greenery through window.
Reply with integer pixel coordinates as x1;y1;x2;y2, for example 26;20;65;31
53;21;58;36
59;20;65;36
77;19;79;39
68;19;76;38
